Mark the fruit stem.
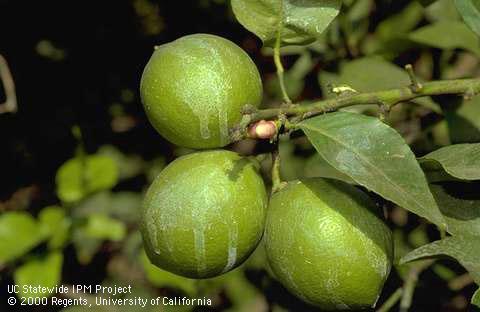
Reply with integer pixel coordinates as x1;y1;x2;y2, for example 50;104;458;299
376;288;403;312
274;29;292;105
271;150;284;194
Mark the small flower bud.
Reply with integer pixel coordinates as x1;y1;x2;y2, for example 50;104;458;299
248;120;277;139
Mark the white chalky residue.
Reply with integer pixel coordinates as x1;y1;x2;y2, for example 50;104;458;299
149;173;182;256
218;102;229;145
361;228;386;276
325;269;350;309
172;45;214;140
221;160;241;273
276;212;302;296
283;267;301;295
150;164;213;270
193;225;207;274
206;38;233;145
351;202;391;278
175;36;233;143
336;303;350;310
199;124;211;140
147;154;263;276
148;217;160;255
222;222;238;273
189;167;226;274
325;269;340;293
372;293;382;308
180;74;213;140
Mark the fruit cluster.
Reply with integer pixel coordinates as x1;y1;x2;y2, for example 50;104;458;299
140;34;393;310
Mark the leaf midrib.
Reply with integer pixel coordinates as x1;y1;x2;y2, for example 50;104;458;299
301;121;441;224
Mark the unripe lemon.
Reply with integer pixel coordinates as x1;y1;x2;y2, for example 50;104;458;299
265;178;393;310
141;150;267;278
140;34;263;149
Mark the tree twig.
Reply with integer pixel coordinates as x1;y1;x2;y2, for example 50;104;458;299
377;288;403;312
405;64;423;93
230;77;480;142
0;54;17;113
400;260;434;312
448;273;474;291
274;29;291;104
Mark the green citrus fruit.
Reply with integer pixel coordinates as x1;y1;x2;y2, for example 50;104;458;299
140;34;263;149
265;178;393;310
141;150;267;278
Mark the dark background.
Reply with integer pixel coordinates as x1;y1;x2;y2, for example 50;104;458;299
0;1;479;311
0;0;412;200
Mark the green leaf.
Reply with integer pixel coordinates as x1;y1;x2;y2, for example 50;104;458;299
146;157;167;183
393;230;412;263
300;112;446;227
393;230;414;278
431;120;451;147
72;230;101;265
62;305;110;312
109;192;143;223
304;154;356;184
346;0;372;22
288;52;314;80
73;191;142;224
72;213;126;264
420;144;480;180
432;263;457;280
430;183;480;236
121;231;143;261
336;57;441;113
409;21;480;57
363;2;424;58
409;225;430;248
39;206;70;249
279;140;306;181
56;155;119;203
0;212;46;264
339;57;410;92
83;214;126;242
224;270;262;311
473;288;480;307
97;145;145;180
454;0;480;37
337;0;371;51
72;191;111;217
446;97;480;144
231;0;342;47
400;235;480;284
417;0;438;6
376;2;424;40
14;252;63;299
425;0;460;22
266;53;313;100
140;250;196;296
